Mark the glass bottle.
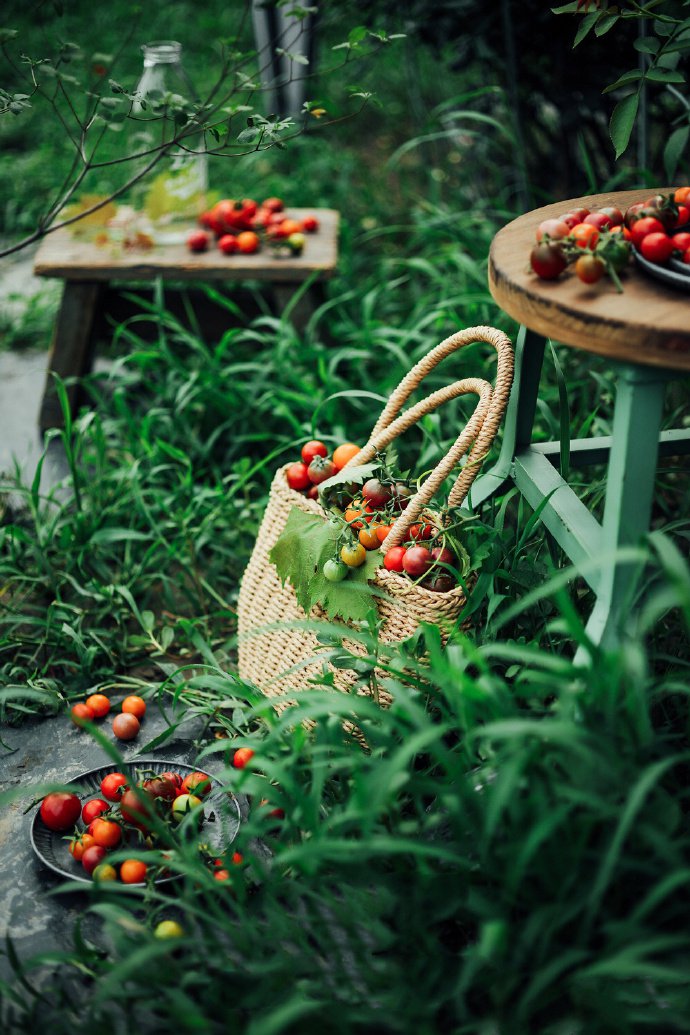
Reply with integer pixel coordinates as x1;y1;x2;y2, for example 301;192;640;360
131;41;208;245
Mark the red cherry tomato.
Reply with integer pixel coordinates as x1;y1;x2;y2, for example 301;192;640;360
530;242;567;279
85;694;111;718
301;215;319;233
286;461;311;491
383;546;407;573
262;196;284;213
81;844;108;875
361;478;392;508
181;771;212;798
100;772;128;801
233;747;255;769
597;206;624;227
81;798;110;825
402;546;433;579
672;232;690;253
307;456;337;485
39;792;81;832
70;702;94;727
674;205;690;228
300;440;328;465
187;230;210;253
630;216;666;248
640;232;675;264
218;234;239;255
583;212;613;231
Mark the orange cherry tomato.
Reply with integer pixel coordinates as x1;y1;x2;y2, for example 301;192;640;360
233;747;255;769
569;222;599;249
332;443;361;471
69;832;96;862
120;859;148;884
358;526;380;550
91;818;123;849
376;524;393;543
674;186;690;205
121;695;146;719
85;693;111;718
236;231;261;254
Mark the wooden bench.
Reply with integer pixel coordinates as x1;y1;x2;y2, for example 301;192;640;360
32;208;339;430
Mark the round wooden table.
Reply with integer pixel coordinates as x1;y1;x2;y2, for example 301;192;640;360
470;188;690;655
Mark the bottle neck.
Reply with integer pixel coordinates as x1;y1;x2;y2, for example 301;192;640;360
142;41;183;68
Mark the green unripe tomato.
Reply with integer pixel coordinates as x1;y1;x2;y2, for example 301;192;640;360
171;793;203;823
92;863;118;883
323;559;348;582
154;920;184;939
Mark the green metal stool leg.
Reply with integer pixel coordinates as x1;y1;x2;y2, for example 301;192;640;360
466;326;546;509
578;361;669;656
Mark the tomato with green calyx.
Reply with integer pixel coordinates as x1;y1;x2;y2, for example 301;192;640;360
91;818;122;849
307;455;337;485
358;526;381;550
69;832;95;861
323;558;348;581
100;772;128;801
569;223;599;249
341;542;366;568
40;792;81;831
361;478;392;508
172;793;203;823
182;772;212;798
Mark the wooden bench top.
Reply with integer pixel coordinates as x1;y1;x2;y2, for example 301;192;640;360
489;188;690;372
33;208;339;284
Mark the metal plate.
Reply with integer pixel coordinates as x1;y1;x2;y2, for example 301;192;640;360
634;248;690;293
30;759;241;885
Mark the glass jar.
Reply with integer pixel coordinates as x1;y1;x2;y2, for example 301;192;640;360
131;41;208;244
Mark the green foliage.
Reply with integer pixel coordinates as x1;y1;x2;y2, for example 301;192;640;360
270;506;380;621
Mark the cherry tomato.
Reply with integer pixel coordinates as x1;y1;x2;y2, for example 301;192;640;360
640;232;675;264
431;546;456;567
361;478;392;508
233;747;255;769
425;573;456;593
583;212;612;231
344;502;366;530
155;920;184;939
674;205;689;228
187;230;210;253
171;793;203;822
100;772;128;801
402;546;433;578
92;863;118;883
323;558;348;582
143;775;178;802
301;440;328;465
236;231;261;254
630;216;665;248
286;461;311;491
232;851;244;865
121;695;146;719
535;218;571;242
674;186;690;205
91;818;122;849
307;485;320;500
70;702;94;727
81;844;108;875
69;832;96;862
569;207;590;223
85;693;111;718
112;712;140;741
119;787;155;829
262;196;284;213
301;215;319;233
597;206;624;227
159;771;184;791
81;798;110;825
575;253;605;284
341;542;366;568
408;523;434;541
182;771;212;798
214;869;231;881
307;456;337;485
624;201;647;228
684;248;690;265
218;234;239;255
120;859;148;884
530;241;567;279
332;443;361;470
376;524;393;543
358;526;380;550
391;484;413;510
39;792;81;831
383;546;407;573
672;232;690;253
569;223;599;249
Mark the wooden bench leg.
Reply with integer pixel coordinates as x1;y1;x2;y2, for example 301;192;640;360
39;281;103;433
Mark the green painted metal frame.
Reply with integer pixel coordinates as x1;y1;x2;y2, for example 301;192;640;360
466;326;690;650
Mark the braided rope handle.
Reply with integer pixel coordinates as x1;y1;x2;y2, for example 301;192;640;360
341;326;514;551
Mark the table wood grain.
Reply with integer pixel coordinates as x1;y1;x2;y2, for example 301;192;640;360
488;188;690;372
33;208;339;284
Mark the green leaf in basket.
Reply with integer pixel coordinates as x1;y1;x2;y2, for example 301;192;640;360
269;507;380;622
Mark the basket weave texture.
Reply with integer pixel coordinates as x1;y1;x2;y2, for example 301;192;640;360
237;326;514;708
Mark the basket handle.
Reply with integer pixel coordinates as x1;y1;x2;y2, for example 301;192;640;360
341;326;514;550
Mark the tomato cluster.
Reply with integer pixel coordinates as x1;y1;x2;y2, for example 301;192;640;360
38;746;278;886
70;693;147;742
530;187;690;289
288;440;462;593
187;195;319;257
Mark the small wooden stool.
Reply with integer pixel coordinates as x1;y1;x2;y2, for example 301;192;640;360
471;188;690;655
32;208;339;431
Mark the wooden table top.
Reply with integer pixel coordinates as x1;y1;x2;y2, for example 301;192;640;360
489;188;690;372
33;208;339;284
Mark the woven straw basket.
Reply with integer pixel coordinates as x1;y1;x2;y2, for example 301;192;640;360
237;326;513;710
